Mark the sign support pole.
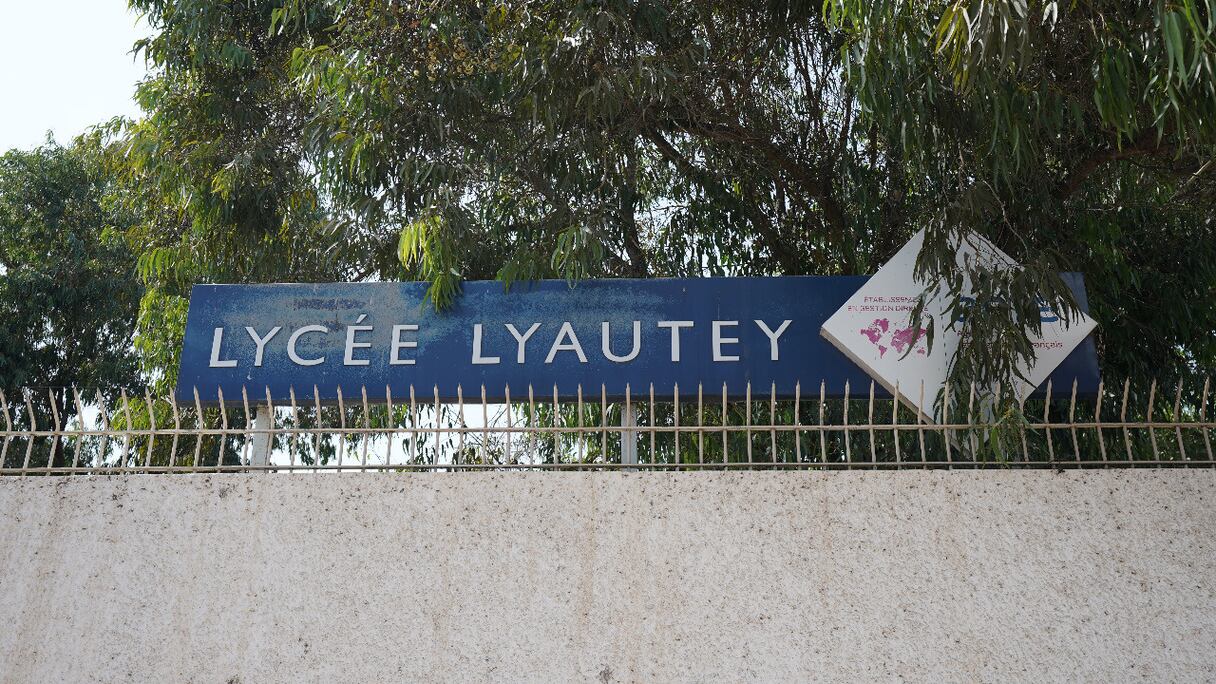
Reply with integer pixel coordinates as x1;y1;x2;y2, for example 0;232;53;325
621;406;638;469
250;406;271;468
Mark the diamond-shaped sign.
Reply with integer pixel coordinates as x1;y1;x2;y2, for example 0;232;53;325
820;229;1097;421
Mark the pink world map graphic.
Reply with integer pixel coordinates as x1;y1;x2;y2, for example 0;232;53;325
859;318;928;358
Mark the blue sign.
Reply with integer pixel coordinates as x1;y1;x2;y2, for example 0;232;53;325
176;276;1099;403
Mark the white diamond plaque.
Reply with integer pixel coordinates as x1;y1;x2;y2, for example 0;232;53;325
820;229;1097;421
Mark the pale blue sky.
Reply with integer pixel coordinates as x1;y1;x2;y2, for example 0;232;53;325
0;2;148;152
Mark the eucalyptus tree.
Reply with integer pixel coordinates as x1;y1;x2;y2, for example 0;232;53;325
280;1;890;295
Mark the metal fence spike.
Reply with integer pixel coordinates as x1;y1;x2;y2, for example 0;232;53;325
0;379;1211;474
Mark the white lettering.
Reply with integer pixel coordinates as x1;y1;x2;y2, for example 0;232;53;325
712;321;740;362
472;323;500;365
390;324;419;365
753;319;792;361
208;327;238;368
343;314;373;366
601;321;641;363
657;321;694;362
505;323;542;364
244;326;282;367
545;322;588;364
287;325;328;366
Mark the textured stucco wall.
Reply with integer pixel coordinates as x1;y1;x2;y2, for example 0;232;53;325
0;470;1213;683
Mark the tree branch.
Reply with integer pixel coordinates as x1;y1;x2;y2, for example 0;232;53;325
645;128;804;274
1056;129;1170;199
619;149;649;278
657;118;849;242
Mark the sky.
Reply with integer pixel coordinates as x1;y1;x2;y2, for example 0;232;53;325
0;2;149;152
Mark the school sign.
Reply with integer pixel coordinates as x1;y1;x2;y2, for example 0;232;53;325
176;273;1099;406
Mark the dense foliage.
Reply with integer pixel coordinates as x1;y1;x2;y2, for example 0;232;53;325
0;141;144;465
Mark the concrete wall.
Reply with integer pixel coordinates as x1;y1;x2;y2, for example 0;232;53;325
1;470;1213;683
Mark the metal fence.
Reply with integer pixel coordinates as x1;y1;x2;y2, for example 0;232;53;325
0;378;1212;474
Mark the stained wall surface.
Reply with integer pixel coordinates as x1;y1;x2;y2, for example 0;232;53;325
1;470;1213;682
